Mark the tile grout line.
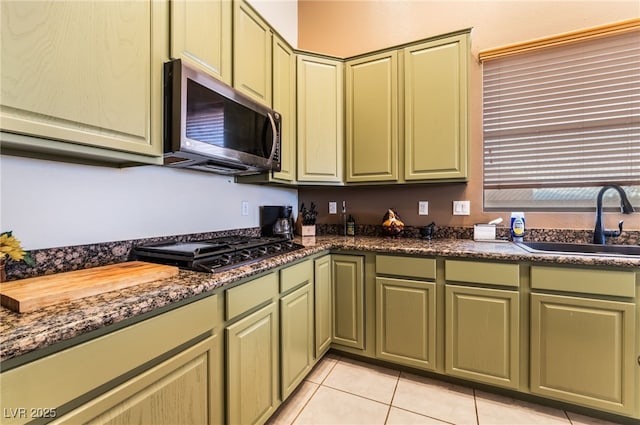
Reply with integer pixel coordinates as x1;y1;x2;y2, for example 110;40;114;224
564;409;574;424
288;381;322;425
287;357;340;425
290;358;617;425
384;371;459;425
383;371;401;424
389;406;459;425
319;383;394;408
473;388;480;425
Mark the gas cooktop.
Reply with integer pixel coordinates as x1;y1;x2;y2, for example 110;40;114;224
132;236;303;273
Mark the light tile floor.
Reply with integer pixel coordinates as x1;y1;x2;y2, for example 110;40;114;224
267;353;623;425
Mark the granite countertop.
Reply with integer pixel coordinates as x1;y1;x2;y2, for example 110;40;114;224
2;236;639;364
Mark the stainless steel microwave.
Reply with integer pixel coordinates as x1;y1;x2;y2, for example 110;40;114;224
163;59;281;175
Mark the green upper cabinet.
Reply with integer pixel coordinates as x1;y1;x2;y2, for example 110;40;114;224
233;0;272;106
345;51;399;183
297;54;344;183
271;34;297;182
404;33;469;181
236;32;297;185
170;0;232;85
344;31;469;184
0;0;168;165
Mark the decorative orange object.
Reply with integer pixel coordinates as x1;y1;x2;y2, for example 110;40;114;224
381;209;404;237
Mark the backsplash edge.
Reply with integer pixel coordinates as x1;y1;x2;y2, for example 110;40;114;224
4;226;638;281
4;228;261;281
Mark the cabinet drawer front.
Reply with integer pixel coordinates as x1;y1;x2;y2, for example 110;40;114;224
376;255;436;279
531;266;635;297
226;273;278;320
280;260;313;294
445;260;520;288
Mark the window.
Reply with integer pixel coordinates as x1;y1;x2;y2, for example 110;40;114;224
480;20;639;211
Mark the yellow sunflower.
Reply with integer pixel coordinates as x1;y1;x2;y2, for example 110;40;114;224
0;231;34;265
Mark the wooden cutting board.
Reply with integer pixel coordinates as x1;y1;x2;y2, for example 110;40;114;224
0;261;179;313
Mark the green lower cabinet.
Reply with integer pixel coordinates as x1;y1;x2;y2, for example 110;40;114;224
226;302;279;425
54;336;218;425
530;293;636;416
376;277;437;370
332;255;365;350
314;255;333;357
445;285;520;389
0;296;219;425
280;282;314;400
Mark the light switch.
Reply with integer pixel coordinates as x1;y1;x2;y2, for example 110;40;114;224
329;202;337;214
241;201;249;216
453;200;470;215
418;201;429;215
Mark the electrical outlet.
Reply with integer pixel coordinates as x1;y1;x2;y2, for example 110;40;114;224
329;201;337;214
453;200;471;215
241;201;249;216
418;201;429;215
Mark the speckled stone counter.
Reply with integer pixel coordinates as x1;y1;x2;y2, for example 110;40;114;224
2;236;638;364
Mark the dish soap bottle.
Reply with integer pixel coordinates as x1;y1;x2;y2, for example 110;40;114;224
510;212;525;242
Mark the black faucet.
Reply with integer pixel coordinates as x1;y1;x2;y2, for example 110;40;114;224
593;185;635;244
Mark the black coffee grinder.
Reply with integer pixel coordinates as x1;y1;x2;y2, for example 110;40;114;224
261;206;293;239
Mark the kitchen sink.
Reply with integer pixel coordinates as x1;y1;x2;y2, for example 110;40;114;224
516;241;640;257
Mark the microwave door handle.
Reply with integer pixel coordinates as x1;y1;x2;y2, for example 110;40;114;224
266;112;278;161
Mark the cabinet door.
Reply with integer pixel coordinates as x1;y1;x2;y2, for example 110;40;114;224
280;283;314;399
272;34;297;182
446;285;519;389
53;336;218;425
233;0;272;106
314;255;333;357
297;54;344;183
531;293;635;415
331;255;364;349
404;33;468;181
226;302;279;425
346;51;399;182
376;277;436;370
0;0;166;164
171;0;232;85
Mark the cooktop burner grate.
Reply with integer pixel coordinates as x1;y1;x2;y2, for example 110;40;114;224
132;236;303;273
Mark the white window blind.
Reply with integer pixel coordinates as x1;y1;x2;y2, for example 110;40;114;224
482;30;640;192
